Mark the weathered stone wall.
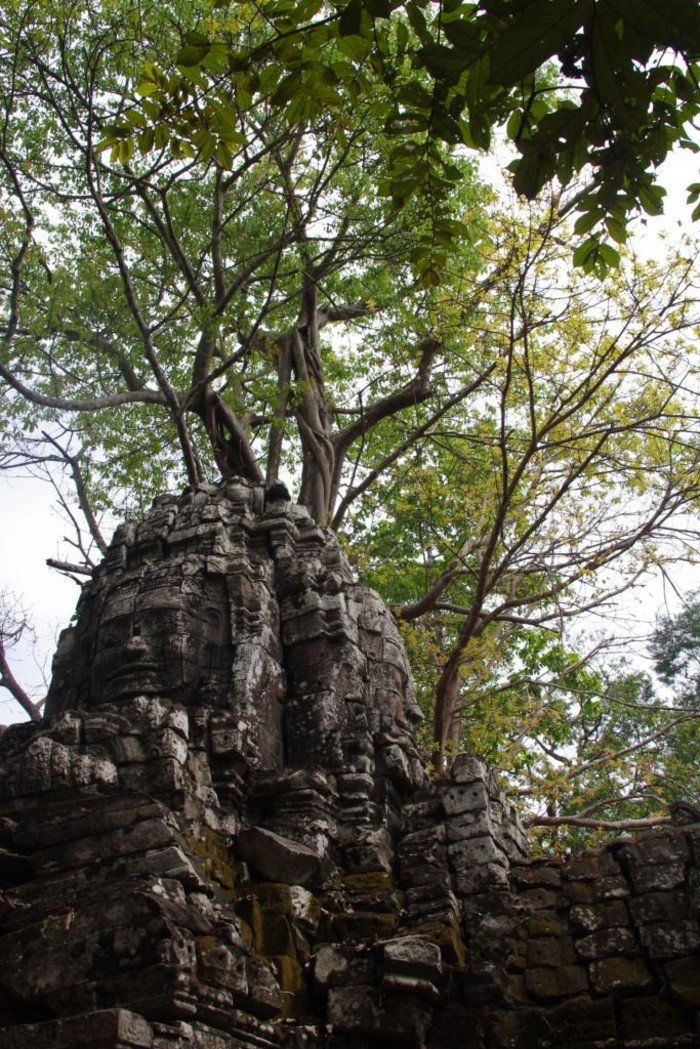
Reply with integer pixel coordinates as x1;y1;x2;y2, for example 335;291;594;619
0;482;697;1048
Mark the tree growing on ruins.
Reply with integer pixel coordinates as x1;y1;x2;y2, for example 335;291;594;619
2;0;700;820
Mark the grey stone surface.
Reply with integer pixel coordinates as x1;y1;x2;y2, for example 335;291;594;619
0;481;698;1049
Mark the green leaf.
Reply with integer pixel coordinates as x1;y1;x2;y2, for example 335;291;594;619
509;148;551;199
176;44;210;67
201;43;230;74
606;0;700;51
598;241;621;268
336;34;372;61
488;0;588;87
184;31;210;47
406;2;429;42
572;236;599;268
216;141;233;169
137;127;154;154
136;81;161;98
365;0;393;17
605;215;627;243
442;17;481;54
506;109;524;141
573;208;603;235
638;183;666;216
339;0;363;36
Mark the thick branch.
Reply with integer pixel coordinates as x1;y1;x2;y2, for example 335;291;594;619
204;390;264;483
46;557;93;577
523;813;672;831
331;364;497;529
0;360;166;411
394;535;484;621
334;338;440;456
0;642;42;723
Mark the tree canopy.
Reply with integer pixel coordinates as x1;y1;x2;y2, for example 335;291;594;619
2;0;700;833
105;0;700;279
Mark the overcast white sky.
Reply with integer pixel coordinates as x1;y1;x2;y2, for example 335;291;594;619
1;143;699;723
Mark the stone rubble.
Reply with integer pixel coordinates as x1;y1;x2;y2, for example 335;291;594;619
0;480;697;1047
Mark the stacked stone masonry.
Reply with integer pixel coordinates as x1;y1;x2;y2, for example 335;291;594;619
0;481;697;1047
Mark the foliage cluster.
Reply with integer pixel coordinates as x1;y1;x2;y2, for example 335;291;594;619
107;0;700;280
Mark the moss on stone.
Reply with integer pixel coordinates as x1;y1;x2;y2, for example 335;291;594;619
271;954;306;1017
331;911;398;942
249;882;295;915
411;919;466;967
236;898;264;952
260;911;295;957
188;827;237;890
342;871;395;895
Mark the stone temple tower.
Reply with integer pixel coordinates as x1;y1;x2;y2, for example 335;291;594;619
0;481;698;1048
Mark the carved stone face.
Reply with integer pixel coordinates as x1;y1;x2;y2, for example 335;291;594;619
91;570;233;706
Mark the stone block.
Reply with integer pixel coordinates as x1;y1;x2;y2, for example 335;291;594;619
562;879;596;903
455;861;509;895
196;939;249;999
639;919;700;959
689;868;700;908
14;795;165;852
589;956;654;994
525;964;589;1000
0;1010;154;1049
511;863;562;889
545;995;617;1045
30;816;178;874
628;890;689;924
445;809;495;842
407;918;466;967
569;900;629;932
236;826;321;886
382;972;440;1005
620;996;695;1041
620;831;689;867
441;781;489;816
329;986;432;1043
331;911;398;942
449;755;488;783
565;851;618;881
665;955;700;1006
526;935;577;968
595;875;630;900
244;958;284;1018
447;836;507;869
342;871;395;895
521;913;569;938
629;862;687;893
383;936;443;982
574;927;637;960
401;865;452;892
313;946;372;989
519;887;561;911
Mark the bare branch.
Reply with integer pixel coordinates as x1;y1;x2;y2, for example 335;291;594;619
0;595;42;723
524;813;672;830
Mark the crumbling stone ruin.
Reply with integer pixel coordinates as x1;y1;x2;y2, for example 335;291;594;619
0;480;698;1048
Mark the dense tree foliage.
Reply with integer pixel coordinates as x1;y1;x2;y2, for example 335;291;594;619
652;590;700;706
503;600;700;852
2;0;700;831
110;0;700;279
